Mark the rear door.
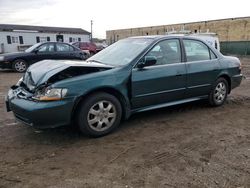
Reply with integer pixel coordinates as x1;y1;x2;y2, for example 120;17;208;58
131;39;187;109
183;39;220;98
55;43;76;59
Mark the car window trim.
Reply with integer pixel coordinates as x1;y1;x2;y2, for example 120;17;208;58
133;38;184;69
133;62;186;71
185;59;215;64
209;49;218;59
182;38;218;63
37;43;54;53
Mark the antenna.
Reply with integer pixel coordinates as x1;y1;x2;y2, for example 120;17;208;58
91;20;93;42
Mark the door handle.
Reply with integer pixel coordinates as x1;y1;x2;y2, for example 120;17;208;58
175;74;183;77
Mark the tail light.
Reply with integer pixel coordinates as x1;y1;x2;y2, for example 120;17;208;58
239;62;242;71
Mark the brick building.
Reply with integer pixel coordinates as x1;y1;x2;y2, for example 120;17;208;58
106;16;250;55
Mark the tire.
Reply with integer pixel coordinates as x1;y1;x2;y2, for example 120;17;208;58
208;78;229;106
80;52;87;60
80;54;85;60
12;59;28;73
76;92;122;137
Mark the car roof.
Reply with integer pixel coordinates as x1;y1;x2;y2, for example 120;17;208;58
128;35;206;41
38;41;73;45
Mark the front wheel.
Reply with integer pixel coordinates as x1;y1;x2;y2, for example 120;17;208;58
76;92;122;137
12;59;28;73
209;78;229;106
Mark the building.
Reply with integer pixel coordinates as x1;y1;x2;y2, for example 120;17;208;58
106;16;250;55
0;24;91;53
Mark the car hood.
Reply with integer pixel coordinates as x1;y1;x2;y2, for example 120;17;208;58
22;60;114;91
2;52;29;59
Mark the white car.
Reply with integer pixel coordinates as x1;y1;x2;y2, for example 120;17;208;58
190;33;220;51
166;31;220;51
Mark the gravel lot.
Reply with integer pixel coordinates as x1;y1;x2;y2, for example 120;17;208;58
0;57;250;188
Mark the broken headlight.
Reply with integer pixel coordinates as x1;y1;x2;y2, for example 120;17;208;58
33;88;68;101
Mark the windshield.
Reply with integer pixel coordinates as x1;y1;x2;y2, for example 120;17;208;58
88;38;153;66
25;43;41;52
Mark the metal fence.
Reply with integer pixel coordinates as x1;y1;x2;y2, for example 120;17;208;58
220;41;250;55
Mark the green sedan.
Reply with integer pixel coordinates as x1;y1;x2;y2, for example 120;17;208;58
6;36;243;137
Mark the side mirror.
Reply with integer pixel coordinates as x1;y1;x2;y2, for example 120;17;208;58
137;56;157;69
33;49;39;54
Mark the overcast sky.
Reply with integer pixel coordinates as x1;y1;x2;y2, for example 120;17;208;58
0;0;249;38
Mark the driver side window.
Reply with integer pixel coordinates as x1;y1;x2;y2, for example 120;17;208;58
38;43;54;52
145;39;181;66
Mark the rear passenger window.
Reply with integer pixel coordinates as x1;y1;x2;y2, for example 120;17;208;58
37;43;54;52
183;40;210;62
56;44;70;52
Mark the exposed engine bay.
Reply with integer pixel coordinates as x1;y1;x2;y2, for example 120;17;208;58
9;59;114;101
19;66;110;97
47;66;108;84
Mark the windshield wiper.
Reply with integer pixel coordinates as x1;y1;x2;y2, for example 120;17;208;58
87;59;104;64
87;59;115;67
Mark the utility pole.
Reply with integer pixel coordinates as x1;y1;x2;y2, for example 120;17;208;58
91;20;93;42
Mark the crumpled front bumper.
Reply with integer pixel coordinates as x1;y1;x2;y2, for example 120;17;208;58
0;61;12;69
5;88;76;128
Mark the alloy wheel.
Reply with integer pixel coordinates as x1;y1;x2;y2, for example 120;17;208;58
14;60;27;72
87;100;117;132
213;82;227;103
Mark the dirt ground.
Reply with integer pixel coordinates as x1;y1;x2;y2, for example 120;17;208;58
0;57;250;188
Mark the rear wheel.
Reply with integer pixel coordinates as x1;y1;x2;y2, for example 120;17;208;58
209;78;229;106
77;92;122;137
12;59;28;72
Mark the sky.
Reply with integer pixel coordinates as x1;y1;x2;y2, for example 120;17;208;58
0;0;249;39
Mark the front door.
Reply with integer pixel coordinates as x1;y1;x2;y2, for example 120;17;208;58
131;39;187;109
30;43;55;63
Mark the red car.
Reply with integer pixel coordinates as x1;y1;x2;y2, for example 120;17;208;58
72;42;97;55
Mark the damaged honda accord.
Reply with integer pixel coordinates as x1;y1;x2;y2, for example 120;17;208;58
6;35;243;137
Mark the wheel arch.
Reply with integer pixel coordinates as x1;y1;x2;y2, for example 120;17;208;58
217;74;231;94
71;87;131;122
11;58;29;72
12;57;28;63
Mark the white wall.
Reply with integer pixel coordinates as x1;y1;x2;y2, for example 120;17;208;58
0;31;90;53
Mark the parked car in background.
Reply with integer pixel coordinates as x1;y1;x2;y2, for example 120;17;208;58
72;42;97;56
6;36;242;137
166;31;220;51
95;43;108;52
0;42;88;72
